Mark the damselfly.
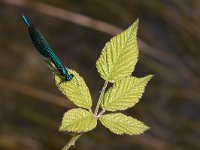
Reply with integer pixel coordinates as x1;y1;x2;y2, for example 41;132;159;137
22;15;73;81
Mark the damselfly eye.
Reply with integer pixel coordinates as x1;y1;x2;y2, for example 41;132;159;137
66;74;74;81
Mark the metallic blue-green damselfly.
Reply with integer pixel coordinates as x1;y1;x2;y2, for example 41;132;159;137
22;15;73;81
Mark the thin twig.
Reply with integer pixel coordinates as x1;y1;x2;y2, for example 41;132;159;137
94;81;108;116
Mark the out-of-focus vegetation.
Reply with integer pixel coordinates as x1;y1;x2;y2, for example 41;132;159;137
0;0;200;150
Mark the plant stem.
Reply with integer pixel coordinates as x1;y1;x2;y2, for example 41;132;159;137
62;133;83;150
94;80;108;116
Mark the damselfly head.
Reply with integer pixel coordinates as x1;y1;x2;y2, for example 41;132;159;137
66;74;74;81
59;68;73;81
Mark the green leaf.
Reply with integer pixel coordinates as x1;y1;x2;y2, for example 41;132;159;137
96;19;139;83
101;75;153;111
100;113;149;135
55;69;92;109
59;108;97;133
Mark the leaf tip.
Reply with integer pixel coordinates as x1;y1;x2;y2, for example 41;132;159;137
143;74;154;83
143;124;150;132
135;18;139;25
132;18;139;31
147;74;154;80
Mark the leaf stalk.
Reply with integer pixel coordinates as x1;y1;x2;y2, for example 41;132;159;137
94;80;108;116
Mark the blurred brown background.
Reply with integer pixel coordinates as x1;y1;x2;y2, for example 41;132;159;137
0;0;200;150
